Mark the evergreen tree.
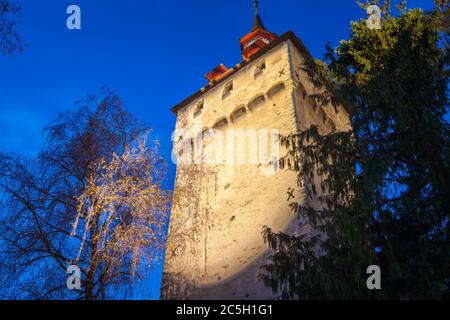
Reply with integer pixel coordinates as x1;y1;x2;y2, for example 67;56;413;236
261;1;449;299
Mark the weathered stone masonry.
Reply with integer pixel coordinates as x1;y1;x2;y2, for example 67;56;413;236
161;4;349;300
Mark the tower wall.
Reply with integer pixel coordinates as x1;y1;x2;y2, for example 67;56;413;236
161;38;349;300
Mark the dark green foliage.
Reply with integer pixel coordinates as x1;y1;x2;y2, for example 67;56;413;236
261;1;449;299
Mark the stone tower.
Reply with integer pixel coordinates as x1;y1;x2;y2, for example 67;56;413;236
161;1;349;300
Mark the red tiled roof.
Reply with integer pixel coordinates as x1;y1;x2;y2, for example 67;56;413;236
171;31;311;115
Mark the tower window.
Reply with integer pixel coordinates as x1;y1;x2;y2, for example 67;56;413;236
222;81;234;99
254;61;266;78
267;82;286;99
231;106;247;122
213;117;229;130
194;100;204;117
248;95;266;111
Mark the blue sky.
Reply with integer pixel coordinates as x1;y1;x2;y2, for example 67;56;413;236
0;0;436;299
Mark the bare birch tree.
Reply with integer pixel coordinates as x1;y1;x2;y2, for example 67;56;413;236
0;88;170;299
0;0;25;57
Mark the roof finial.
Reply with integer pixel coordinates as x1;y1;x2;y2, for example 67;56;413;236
252;0;266;31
